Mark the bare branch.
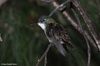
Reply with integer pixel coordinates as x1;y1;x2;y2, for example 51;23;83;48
0;0;7;42
72;0;100;50
96;0;100;11
49;0;71;17
41;0;53;2
86;37;91;66
44;55;47;66
0;0;7;6
96;0;100;16
71;7;91;66
35;44;51;66
0;34;2;41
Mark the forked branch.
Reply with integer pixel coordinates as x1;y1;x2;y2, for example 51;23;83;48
35;44;51;66
72;0;100;50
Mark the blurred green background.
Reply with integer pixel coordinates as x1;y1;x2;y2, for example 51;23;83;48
0;0;100;66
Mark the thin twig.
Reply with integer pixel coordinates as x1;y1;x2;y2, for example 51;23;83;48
72;0;100;50
44;55;47;66
96;0;100;10
96;0;100;15
0;0;7;42
35;44;52;66
41;0;53;2
71;7;91;66
0;34;2;41
84;32;91;66
49;0;71;17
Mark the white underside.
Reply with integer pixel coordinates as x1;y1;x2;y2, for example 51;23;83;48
38;23;46;30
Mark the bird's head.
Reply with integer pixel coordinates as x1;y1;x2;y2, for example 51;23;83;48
38;16;55;30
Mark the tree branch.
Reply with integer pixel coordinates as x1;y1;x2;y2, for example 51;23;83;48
72;0;100;50
0;34;2;41
71;7;91;66
44;55;47;66
0;0;7;42
49;0;71;17
0;0;7;6
35;44;51;66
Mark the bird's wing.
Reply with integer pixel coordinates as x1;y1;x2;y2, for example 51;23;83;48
46;23;74;56
54;24;74;48
46;23;67;56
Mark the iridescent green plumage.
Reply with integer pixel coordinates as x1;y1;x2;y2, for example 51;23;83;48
38;16;74;56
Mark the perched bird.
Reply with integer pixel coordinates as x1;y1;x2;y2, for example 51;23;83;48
38;16;74;56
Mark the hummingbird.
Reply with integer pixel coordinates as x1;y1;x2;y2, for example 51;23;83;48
38;16;74;56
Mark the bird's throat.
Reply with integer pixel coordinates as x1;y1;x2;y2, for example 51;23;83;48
38;23;46;30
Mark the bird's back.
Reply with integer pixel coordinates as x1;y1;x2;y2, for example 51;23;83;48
46;22;74;56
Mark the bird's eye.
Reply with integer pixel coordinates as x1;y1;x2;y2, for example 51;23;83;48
40;19;46;23
42;19;46;21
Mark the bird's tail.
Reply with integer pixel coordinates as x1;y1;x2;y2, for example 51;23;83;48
54;42;68;56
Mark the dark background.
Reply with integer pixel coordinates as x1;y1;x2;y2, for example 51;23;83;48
0;0;100;66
